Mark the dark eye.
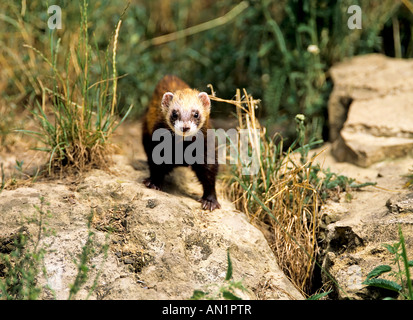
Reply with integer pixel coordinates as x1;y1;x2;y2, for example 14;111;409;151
193;111;199;119
171;110;178;120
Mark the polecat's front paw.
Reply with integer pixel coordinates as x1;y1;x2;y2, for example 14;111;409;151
199;196;221;211
143;178;162;191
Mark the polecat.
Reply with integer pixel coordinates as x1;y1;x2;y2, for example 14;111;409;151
141;75;221;211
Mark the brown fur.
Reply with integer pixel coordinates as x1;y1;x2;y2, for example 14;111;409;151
141;75;220;211
143;75;189;136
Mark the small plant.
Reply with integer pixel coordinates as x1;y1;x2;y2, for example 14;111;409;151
19;0;132;175
219;89;375;295
0;160;41;194
0;163;5;194
0;229;44;300
306;289;332;300
310;165;377;201
0;197;52;300
362;225;413;300
293;114;376;202
0;105;15;147
219;90;323;293
68;211;109;300
0;198;108;300
190;249;247;300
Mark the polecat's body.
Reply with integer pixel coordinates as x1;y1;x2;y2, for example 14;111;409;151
141;75;220;211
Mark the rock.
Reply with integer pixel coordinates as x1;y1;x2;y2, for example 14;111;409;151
332;131;413;168
313;146;413;299
0;154;303;300
146;199;158;209
321;218;413;300
386;192;413;214
328;54;413;167
325;225;364;255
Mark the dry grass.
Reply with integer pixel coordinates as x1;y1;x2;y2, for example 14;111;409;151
215;89;322;294
16;3;132;176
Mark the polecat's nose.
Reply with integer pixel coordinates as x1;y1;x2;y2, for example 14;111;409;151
182;127;190;133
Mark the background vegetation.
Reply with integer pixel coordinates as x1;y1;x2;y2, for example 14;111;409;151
1;0;412;146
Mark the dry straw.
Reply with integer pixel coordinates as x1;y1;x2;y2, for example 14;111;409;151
17;1;132;176
215;90;321;294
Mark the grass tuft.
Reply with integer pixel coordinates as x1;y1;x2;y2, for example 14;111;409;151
217;90;321;293
216;89;374;295
17;0;133;175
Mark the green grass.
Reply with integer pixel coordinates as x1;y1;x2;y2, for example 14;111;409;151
0;197;51;300
362;225;413;300
220;91;374;296
0;229;45;300
1;1;410;146
16;0;132;174
68;212;109;300
0;163;5;194
190;249;247;300
0;197;109;300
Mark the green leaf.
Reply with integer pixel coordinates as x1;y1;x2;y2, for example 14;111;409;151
349;182;377;189
383;244;397;254
408;260;413;267
222;290;242;300
14;129;43;136
362;278;402;292
225;249;233;281
258;41;274;58
365;265;392;280
190;290;207;300
111;104;134;132
398;225;413;300
306;290;332;300
230;280;246;291
296;24;315;37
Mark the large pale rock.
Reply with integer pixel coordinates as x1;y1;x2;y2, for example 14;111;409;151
0;154;302;300
328;54;413;167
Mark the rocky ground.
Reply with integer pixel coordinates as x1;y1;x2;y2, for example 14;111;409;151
0;53;412;300
328;54;413;167
0;121;303;300
321;53;413;299
313;144;412;299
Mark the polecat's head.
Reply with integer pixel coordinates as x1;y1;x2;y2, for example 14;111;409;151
161;88;211;137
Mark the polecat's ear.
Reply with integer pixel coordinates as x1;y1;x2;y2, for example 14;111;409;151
161;92;174;110
198;92;211;110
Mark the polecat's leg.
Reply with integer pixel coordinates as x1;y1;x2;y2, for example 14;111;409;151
143;132;172;190
191;163;221;211
143;162;173;191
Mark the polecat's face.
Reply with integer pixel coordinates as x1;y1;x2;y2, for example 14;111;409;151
161;89;211;137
